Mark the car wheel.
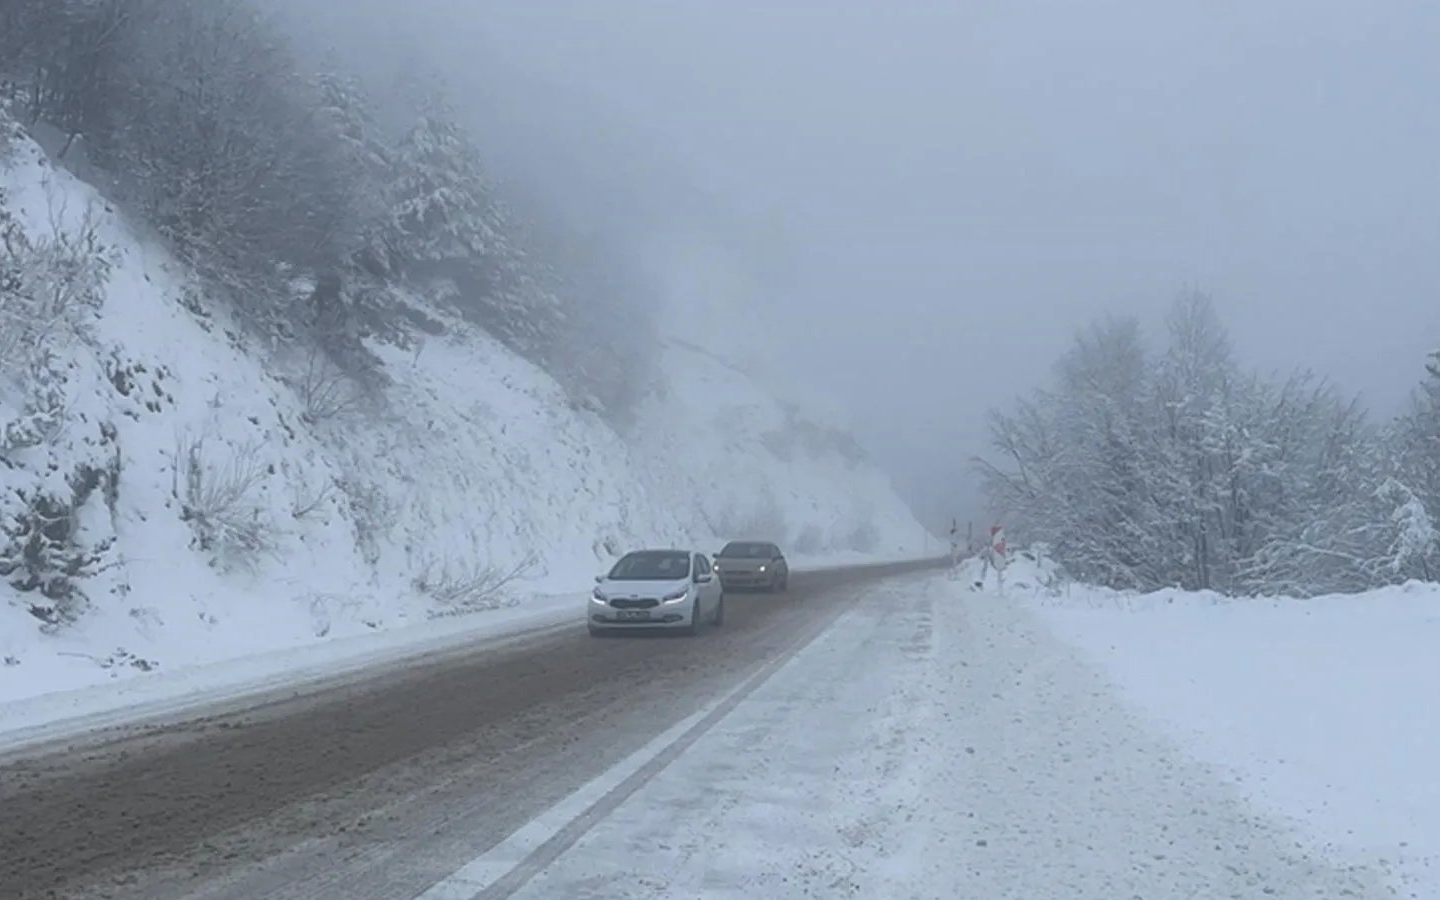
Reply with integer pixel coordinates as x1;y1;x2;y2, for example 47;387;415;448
713;593;725;626
685;599;703;636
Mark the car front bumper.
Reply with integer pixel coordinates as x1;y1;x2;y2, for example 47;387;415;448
717;570;775;589
590;603;695;628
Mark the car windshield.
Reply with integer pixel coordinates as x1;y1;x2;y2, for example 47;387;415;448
719;542;773;558
608;551;691;580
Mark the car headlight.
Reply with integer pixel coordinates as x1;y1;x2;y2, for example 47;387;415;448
662;589;688;604
757;564;767;572
591;588;607;603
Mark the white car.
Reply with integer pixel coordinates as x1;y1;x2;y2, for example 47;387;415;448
589;548;725;636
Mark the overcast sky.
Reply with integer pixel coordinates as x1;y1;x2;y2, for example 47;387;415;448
290;0;1440;528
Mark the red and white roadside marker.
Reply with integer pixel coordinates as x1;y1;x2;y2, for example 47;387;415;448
975;524;1007;594
990;525;1006;559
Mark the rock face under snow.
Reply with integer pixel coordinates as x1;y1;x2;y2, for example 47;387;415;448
0;118;931;695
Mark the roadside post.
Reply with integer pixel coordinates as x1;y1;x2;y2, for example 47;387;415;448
948;518;961;578
990;525;1007;594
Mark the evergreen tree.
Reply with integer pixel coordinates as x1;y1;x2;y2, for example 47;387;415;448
312;71;392;262
383;111;507;271
379;108;568;359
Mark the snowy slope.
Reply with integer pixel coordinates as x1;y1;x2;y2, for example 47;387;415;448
629;338;930;557
0;117;932;704
962;548;1440;898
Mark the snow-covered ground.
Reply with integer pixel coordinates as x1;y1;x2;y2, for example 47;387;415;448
424;569;1401;898
970;551;1439;898
0;113;932;712
1033;587;1440;896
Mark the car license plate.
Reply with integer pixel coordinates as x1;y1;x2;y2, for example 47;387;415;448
617;610;650;621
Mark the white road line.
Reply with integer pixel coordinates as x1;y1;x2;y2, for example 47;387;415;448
411;602;853;900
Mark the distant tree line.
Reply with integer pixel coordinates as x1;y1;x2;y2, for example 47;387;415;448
0;0;651;417
977;292;1440;596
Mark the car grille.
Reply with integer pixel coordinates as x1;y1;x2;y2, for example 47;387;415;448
610;597;660;609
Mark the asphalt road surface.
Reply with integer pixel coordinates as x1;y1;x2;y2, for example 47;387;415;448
0;559;943;900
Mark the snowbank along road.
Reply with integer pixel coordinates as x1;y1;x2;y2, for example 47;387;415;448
0;560;941;900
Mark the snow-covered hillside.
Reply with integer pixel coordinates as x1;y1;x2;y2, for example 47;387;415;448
629;338;927;557
957;547;1440;897
0;118;931;701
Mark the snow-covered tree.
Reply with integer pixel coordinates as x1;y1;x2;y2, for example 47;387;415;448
519;222;657;421
5;0;353;295
1375;478;1437;581
1049;316;1160;586
1146;292;1239;590
310;71;393;266
2;0;131;157
377;108;567;358
1386;352;1440;515
979;315;1160;588
382;111;507;271
1235;375;1383;595
977;291;1405;597
1366;350;1440;583
314;73;390;176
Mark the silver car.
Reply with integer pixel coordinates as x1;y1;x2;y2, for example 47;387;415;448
713;541;789;592
588;548;725;636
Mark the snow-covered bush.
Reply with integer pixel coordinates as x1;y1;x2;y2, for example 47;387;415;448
412;551;538;614
0;452;121;629
335;476;394;567
1378;478;1438;581
2;348;68;452
172;433;275;568
293;345;362;426
1;185;120;624
0;107;17;164
0;197;110;376
289;477;338;522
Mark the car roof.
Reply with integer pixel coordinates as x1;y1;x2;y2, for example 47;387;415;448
621;548;697;555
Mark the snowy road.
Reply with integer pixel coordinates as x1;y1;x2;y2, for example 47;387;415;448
0;561;937;900
1;564;1398;898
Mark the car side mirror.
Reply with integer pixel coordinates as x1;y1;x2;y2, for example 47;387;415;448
695;572;711;583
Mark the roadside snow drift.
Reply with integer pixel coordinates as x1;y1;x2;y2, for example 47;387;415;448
0;115;931;709
930;547;1438;896
1031;576;1440;899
